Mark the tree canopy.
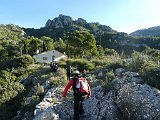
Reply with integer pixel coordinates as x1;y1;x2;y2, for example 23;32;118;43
67;31;98;58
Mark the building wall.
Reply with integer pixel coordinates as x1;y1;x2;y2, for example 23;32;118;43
33;50;67;63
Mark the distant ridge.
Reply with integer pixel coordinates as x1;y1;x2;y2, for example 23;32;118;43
130;26;160;37
23;14;117;39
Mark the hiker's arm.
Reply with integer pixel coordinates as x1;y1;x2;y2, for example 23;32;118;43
87;84;91;97
62;80;73;97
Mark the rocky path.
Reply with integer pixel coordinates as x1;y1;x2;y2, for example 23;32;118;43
33;69;160;120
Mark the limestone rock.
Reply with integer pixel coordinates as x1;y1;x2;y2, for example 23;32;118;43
114;68;125;78
32;70;160;120
116;83;160;120
45;14;73;28
111;71;143;91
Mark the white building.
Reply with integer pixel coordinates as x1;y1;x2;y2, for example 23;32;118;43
33;50;67;63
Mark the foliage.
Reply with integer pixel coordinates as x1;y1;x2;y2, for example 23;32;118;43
54;38;66;53
127;51;150;72
149;50;160;62
91;58;108;68
0;70;24;102
0;81;24;106
130;26;160;37
104;48;118;56
0;55;34;70
1;17;160;119
107;62;123;71
97;45;104;56
102;70;115;93
0;69;25;120
28;36;43;55
16;54;34;68
66;30;98;58
67;58;95;72
139;62;160;89
106;70;115;81
41;36;54;51
34;83;44;97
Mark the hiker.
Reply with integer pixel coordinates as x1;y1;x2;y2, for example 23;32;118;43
50;62;58;73
66;64;73;80
52;62;58;72
62;70;91;120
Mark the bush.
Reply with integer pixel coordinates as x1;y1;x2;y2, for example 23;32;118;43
66;59;95;72
104;48;118;56
140;63;160;89
34;83;44;97
16;54;34;67
0;55;34;70
0;59;18;70
91;59;108;67
127;51;150;72
106;70;115;81
107;62;123;71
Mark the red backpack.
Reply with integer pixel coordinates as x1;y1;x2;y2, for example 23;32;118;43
72;77;89;95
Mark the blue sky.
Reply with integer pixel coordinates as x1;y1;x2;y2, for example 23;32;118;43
0;0;160;34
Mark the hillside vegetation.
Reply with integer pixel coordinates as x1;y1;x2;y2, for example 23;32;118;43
24;14;160;54
0;15;160;120
130;26;160;37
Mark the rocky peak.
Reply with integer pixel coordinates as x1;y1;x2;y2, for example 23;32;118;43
45;14;73;28
75;18;87;25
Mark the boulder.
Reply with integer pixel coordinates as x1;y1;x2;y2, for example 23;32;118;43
114;68;125;78
116;83;160;120
111;71;143;91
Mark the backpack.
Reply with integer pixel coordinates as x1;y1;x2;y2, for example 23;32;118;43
72;77;89;95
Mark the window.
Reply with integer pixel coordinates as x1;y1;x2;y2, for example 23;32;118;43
43;57;47;60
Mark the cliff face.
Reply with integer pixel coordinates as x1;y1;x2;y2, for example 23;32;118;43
45;14;74;28
32;69;160;120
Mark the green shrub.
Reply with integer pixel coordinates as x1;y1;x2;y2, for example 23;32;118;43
66;59;95;72
57;59;67;68
16;54;34;67
34;83;44;97
91;59;108;67
127;51;150;72
104;48;118;56
0;55;34;70
107;62;123;71
140;63;160;89
106;70;115;81
0;59;17;70
0;81;24;106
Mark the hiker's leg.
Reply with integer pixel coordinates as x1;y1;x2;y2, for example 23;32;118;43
79;96;85;114
68;73;70;80
74;96;80;120
67;74;70;80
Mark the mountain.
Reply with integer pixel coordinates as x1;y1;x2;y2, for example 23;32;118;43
23;15;160;55
44;14;115;33
0;24;26;41
23;14;117;39
130;26;160;37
